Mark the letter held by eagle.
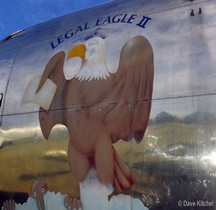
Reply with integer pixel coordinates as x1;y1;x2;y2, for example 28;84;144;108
23;35;154;192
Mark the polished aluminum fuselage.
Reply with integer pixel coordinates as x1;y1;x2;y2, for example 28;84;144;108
0;0;216;209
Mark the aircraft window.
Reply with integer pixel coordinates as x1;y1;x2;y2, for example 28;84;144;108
0;93;3;108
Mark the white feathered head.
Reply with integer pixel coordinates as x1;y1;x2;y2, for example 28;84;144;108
64;37;111;81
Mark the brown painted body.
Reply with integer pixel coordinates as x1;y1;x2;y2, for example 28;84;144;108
38;35;154;191
29;180;48;210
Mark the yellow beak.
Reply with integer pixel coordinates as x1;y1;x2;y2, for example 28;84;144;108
67;44;86;60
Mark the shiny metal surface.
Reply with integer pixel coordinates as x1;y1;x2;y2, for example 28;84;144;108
0;0;216;209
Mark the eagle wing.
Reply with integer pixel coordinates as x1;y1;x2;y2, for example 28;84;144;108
37;51;67;139
115;35;154;142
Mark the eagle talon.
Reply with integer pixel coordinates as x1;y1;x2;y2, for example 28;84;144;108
2;199;15;210
64;195;82;210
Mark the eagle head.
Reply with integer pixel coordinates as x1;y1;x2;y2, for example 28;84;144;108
64;37;110;81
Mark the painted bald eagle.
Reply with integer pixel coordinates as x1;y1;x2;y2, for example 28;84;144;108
23;35;154;192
